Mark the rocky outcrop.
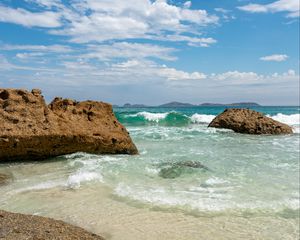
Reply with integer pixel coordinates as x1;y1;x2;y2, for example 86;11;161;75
208;108;293;134
0;88;138;161
0;210;104;239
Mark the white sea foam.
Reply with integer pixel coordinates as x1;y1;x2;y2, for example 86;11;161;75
12;180;65;194
268;113;300;126
190;114;216;124
131;112;168;122
114;182;299;212
205;177;229;186
67;171;103;189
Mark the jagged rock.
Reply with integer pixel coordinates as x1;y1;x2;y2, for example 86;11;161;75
208;108;293;134
0;88;138;161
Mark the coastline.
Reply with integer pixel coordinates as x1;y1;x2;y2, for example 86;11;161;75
1;183;298;240
0;104;299;240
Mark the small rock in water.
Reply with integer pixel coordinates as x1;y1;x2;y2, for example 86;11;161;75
0;173;12;185
158;161;209;179
177;161;210;171
159;166;183;179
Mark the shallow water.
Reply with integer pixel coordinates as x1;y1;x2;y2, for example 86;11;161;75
0;106;299;239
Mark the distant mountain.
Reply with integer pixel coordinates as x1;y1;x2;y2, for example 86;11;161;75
120;102;261;108
200;103;224;106
200;102;261;107
123;103;149;108
158;101;195;108
227;102;261;107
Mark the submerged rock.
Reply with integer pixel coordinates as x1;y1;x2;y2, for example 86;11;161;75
0;173;11;185
208;108;293;135
0;210;104;239
176;161;210;171
0;88;138;161
159;161;209;179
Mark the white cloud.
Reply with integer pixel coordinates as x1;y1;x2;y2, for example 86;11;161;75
0;1;219;47
183;1;192;9
209;69;298;86
260;54;289;62
48;0;218;45
82;42;177;61
214;8;230;14
110;59;206;83
16;52;45;59
0;44;73;53
238;0;300;18
0;6;61;27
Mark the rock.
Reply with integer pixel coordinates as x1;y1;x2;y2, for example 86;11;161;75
208;108;293;134
159;161;209;179
0;210;104;239
177;161;210;171
0;173;11;185
159;166;183;179
0;88;138;161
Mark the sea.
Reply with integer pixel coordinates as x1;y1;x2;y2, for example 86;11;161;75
0;106;299;240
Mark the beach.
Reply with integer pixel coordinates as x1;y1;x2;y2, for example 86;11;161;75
0;106;299;239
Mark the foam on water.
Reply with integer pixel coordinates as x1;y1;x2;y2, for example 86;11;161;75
190;114;216;123
67;171;103;189
268;113;300;126
0;106;299;235
130;112;168;122
114;182;298;212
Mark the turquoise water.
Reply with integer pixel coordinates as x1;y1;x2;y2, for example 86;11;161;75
0;106;299;239
111;106;300;213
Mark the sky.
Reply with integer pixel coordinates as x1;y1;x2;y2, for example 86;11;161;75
0;0;299;105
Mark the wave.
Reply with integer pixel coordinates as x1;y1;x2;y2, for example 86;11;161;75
117;111;213;126
190;114;216;124
67;171;103;189
117;111;299;130
268;113;300;126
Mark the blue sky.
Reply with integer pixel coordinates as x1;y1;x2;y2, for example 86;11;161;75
0;0;299;105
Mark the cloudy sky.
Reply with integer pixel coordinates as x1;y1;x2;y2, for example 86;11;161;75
0;0;299;105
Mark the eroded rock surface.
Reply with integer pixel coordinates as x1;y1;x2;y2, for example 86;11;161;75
208;108;293;134
0;88;138;161
0;210;104;240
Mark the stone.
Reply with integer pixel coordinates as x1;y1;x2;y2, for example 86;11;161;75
0;210;104;240
0;88;138;161
208;108;293;134
158;161;209;179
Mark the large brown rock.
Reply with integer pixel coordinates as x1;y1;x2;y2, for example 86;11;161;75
208;108;293;134
0;88;138;161
0;210;104;239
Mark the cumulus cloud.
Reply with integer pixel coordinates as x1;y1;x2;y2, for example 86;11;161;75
0;0;221;51
238;0;300;18
260;54;289;62
0;0;218;46
0;6;61;27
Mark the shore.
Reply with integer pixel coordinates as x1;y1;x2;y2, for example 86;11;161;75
0;209;104;240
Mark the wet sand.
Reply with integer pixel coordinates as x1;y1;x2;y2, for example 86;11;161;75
1;183;298;240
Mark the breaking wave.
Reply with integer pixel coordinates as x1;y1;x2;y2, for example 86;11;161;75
116;111;299;130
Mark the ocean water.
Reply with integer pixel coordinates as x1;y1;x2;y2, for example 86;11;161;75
0;106;299;239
